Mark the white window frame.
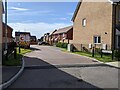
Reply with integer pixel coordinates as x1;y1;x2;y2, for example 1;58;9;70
94;36;101;44
82;18;86;27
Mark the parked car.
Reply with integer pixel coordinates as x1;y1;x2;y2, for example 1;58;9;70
38;42;47;45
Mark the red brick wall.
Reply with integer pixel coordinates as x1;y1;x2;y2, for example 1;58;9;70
2;23;13;43
66;28;73;40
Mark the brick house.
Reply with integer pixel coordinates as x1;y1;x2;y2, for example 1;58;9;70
52;26;73;44
30;36;37;45
43;33;50;44
48;29;57;45
2;23;13;43
2;23;13;49
72;0;120;51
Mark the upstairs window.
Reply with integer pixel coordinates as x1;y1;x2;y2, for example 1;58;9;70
94;36;101;44
82;18;86;27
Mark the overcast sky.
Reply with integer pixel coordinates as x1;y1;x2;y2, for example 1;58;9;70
3;2;78;39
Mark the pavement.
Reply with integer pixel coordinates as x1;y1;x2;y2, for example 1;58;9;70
6;45;119;89
2;66;21;84
105;61;120;68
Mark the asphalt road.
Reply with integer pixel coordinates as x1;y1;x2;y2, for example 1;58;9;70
7;45;119;89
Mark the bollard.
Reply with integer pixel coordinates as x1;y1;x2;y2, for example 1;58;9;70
5;50;8;61
5;54;8;60
14;48;17;59
19;45;21;53
92;47;95;57
101;49;103;58
112;50;114;60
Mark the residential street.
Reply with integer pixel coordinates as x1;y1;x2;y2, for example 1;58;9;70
7;45;119;89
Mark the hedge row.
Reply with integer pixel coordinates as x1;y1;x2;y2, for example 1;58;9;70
56;42;68;49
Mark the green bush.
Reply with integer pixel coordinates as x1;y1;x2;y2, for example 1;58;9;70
114;50;120;60
62;43;68;48
56;42;68;49
56;42;62;47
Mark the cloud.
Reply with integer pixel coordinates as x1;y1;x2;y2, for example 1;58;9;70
8;22;72;38
10;7;29;11
67;12;74;16
52;17;68;21
8;9;53;16
59;18;67;20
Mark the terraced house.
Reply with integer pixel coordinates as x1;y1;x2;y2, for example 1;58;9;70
52;26;73;44
72;0;120;51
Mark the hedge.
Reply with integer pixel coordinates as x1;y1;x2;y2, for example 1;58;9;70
56;42;68;49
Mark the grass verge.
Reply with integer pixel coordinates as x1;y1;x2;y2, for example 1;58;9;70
57;47;113;63
3;47;32;66
73;51;113;63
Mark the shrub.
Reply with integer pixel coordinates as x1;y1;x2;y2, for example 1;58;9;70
62;43;68;48
56;42;62;47
114;49;120;61
56;42;68;49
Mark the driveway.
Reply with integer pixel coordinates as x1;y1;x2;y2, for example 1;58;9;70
7;45;119;89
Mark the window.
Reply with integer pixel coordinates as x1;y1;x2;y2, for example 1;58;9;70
94;36;101;44
119;10;120;21
82;18;86;27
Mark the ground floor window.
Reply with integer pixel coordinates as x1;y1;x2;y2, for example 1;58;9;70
116;36;120;48
94;36;101;44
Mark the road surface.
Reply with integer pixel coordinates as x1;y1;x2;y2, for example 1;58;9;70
7;45;119;89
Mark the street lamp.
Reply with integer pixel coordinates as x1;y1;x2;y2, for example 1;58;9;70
5;0;8;60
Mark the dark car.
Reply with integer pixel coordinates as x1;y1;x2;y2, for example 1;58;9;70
38;42;48;45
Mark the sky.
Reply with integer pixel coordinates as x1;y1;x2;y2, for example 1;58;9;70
3;2;78;39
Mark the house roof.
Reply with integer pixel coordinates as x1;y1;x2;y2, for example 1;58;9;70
15;32;31;36
2;1;4;14
49;29;57;35
53;26;73;35
71;0;120;22
71;1;81;22
2;22;13;31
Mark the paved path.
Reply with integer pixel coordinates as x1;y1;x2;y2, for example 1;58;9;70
7;45;119;89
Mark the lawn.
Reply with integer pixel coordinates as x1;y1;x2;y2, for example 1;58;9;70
73;51;113;63
3;47;32;66
58;46;113;63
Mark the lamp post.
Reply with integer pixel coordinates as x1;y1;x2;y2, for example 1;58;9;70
5;0;8;60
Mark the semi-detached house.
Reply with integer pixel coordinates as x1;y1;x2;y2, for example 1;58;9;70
72;0;120;51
